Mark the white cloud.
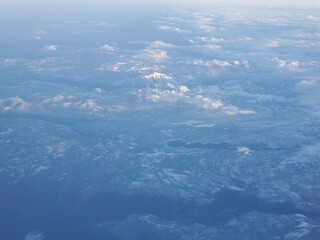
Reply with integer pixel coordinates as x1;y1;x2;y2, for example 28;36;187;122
179;85;190;93
139;49;169;62
0;58;16;67
128;64;161;73
265;40;280;48
41;94;64;104
95;88;103;93
195;95;224;110
223;105;256;115
149;40;174;48
192;59;232;67
143;72;172;80
143;86;255;115
237;146;251;155
196;37;225;44
96;62;126;72
43;45;58;51
146;88;187;102
274;58;300;70
24;231;45;240
159;25;191;33
79;99;103;111
100;44;116;51
0;96;32;112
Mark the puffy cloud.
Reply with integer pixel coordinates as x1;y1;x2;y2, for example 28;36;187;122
143;72;172;80
128;64;161;73
179;85;190;93
41;94;64;104
79;99;103;111
143;85;255;115
196;37;225;44
43;45;58;51
0;96;32;112
100;44;116;51
159;25;191;33
95;88;103;93
146;88;187;102
149;40;174;48
237;146;251;155
274;58;299;70
139;49;169;62
195;95;224;110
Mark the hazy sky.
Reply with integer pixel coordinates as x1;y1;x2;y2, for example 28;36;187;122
1;0;320;9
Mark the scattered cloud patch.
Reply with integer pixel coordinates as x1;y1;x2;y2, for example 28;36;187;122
96;62;126;72
139;49;168;62
100;44;116;52
41;94;64;104
0;96;32;112
237;146;251;155
265;40;280;48
143;72;172;80
179;85;190;93
43;45;58;51
146;88;187;102
195;95;224;110
0;58;16;67
27;58;72;73
192;59;249;68
24;231;45;240
274;58;299;70
143;85;255;116
159;25;191;33
149;40;174;48
128;64;161;73
195;37;225;44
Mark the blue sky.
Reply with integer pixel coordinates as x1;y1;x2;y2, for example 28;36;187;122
1;0;319;9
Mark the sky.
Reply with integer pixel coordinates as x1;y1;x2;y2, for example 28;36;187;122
1;0;320;9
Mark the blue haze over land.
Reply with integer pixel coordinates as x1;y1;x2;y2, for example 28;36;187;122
0;2;320;240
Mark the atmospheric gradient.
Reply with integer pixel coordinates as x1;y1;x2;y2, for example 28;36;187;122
0;2;320;240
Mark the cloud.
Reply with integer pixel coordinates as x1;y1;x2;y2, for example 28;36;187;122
95;62;127;72
27;57;73;73
194;95;224;110
0;96;32;112
0;58;16;67
149;40;174;48
192;59;249;68
143;72;172;80
138;49;169;62
24;231;45;240
195;37;225;44
274;58;300;70
193;59;232;67
179;85;190;93
128;64;161;73
146;87;187;102
237;146;251;155
43;45;58;51
265;40;280;48
143;85;255;115
41;94;64;104
79;99;103;111
159;25;191;33
100;44;116;51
